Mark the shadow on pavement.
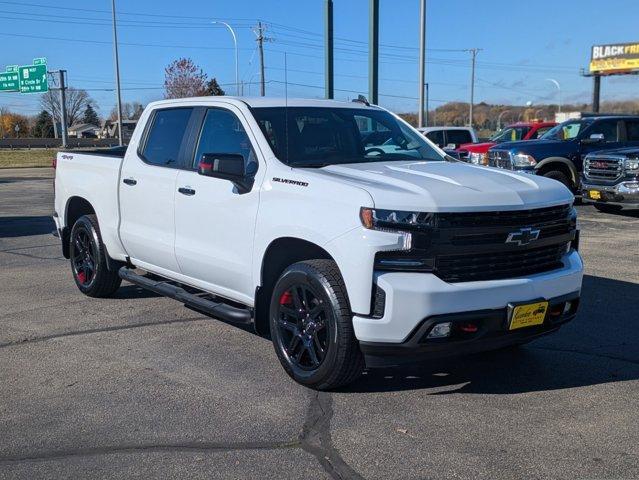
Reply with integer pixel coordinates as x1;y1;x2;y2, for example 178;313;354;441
111;284;161;300
0;215;54;238
346;274;639;394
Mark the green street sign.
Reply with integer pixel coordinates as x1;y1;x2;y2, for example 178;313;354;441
18;64;48;93
33;57;47;66
0;70;19;92
6;65;18;73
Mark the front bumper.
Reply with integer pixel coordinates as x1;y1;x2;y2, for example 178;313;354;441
360;291;579;367
581;179;639;208
353;249;583;364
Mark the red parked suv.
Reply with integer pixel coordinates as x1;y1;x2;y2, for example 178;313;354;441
456;121;556;165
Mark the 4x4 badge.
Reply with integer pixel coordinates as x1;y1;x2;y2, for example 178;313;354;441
506;227;540;246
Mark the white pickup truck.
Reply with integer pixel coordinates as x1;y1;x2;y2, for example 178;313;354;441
53;97;583;390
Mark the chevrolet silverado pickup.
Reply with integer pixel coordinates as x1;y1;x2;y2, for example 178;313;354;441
582;147;639;211
53;97;583;390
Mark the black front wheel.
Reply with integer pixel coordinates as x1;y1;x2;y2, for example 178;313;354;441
69;214;121;297
269;259;364;390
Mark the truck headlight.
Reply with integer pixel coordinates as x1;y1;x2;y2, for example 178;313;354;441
512;153;537;167
625;158;639;172
469;152;487;165
360;207;435;232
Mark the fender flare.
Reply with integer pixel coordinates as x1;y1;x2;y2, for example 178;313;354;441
534;157;578;185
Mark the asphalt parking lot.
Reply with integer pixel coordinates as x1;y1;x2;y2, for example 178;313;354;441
1;167;638;480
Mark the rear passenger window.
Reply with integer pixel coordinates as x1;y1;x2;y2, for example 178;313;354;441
445;130;473;147
625;121;639;141
589;120;619;142
141;108;193;166
426;130;445;147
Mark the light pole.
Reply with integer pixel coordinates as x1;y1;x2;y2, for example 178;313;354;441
417;0;427;128
497;109;511;130
546;78;561;113
213;21;240;96
111;0;124;146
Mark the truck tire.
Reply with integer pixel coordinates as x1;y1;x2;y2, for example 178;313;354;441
269;259;364;390
543;170;572;190
69;214;121;297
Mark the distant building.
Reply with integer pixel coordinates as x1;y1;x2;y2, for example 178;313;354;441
68;123;100;138
100;119;137;143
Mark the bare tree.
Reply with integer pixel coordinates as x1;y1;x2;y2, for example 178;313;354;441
164;58;208;99
40;88;94;127
109;101;145;121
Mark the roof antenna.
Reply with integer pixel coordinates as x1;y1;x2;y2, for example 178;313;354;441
284;51;290;164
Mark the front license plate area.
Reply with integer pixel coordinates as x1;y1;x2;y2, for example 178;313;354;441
509;301;548;330
589;190;601;200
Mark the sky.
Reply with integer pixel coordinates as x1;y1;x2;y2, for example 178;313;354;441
2;0;639;119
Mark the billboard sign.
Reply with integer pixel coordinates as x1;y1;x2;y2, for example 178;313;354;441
590;42;639;74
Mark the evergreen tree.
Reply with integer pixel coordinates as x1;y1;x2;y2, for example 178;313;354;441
31;110;54;138
83;104;100;126
205;78;225;96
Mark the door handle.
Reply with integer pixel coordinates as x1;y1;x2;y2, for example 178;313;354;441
123;178;137;186
178;187;196;196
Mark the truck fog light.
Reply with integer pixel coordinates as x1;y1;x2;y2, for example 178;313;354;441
563;302;572;314
427;322;452;339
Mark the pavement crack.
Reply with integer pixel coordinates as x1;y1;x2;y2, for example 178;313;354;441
300;391;365;480
531;345;639;366
0;316;208;349
0;440;299;464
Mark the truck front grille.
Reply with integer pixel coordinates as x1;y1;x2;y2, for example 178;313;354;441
374;204;576;283
584;155;624;182
487;150;512;169
436;244;567;283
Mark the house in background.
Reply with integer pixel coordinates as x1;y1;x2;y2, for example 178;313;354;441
68;123;101;138
100;119;137;143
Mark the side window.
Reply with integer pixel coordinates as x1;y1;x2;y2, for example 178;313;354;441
426;130;445;147
529;126;552;139
194;108;256;168
625;121;639;141
445;130;473;147
141;108;193;166
589;120;619;142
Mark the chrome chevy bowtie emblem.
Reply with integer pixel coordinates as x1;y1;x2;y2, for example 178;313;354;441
506;227;540;246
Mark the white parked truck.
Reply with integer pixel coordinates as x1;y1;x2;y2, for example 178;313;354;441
53;97;583;390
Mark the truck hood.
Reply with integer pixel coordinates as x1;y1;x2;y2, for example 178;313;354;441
317;160;573;212
493;139;564;152
458;141;496;153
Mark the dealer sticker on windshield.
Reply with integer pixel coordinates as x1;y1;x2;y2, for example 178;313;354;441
509;301;548;330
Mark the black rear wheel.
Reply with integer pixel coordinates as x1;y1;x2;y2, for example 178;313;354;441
70;214;121;297
269;259;364;390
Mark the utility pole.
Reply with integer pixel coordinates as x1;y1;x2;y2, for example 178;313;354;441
57;70;69;148
468;48;481;128
111;0;124;146
369;0;379;105
255;22;268;97
425;82;429;127
324;0;334;99
418;0;427;127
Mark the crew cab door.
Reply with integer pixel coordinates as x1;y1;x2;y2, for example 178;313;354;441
119;107;195;273
173;106;262;304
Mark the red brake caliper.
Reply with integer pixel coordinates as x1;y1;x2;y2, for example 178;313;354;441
279;290;293;305
77;271;86;284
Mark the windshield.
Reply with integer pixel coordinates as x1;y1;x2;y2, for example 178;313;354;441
490;126;530;143
252;107;444;167
541;120;587;141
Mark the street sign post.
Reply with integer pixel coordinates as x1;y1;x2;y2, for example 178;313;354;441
18;64;48;93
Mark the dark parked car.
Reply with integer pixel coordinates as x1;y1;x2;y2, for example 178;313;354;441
487;116;639;191
582;147;639;212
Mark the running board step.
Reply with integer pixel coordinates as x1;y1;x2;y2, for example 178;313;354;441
118;267;252;325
